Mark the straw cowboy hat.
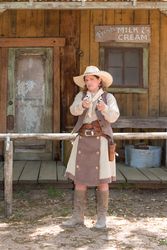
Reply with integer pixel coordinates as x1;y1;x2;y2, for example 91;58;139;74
73;66;113;88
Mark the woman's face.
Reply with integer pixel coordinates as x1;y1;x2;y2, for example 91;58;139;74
84;75;101;93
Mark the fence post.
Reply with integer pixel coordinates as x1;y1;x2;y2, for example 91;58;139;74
4;136;13;217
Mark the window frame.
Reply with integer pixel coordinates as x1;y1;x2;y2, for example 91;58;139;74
100;42;149;94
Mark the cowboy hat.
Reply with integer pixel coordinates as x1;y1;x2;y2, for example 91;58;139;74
73;66;113;88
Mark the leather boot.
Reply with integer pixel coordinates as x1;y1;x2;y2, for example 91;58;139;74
62;190;86;227
94;190;109;229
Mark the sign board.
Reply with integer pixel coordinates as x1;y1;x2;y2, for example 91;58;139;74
95;25;151;43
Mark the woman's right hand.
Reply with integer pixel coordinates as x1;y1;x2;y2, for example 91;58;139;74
82;99;91;109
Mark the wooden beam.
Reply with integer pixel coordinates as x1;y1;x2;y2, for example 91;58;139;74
0;133;78;140
53;46;61;159
0;48;8;155
114;132;167;140
113;117;167;129
0;2;167;10
0;38;65;48
4;137;13;218
0;132;167;140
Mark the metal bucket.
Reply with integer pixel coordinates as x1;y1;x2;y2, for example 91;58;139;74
125;145;162;168
125;144;134;165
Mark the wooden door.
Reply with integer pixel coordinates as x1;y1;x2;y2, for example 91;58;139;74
7;48;53;160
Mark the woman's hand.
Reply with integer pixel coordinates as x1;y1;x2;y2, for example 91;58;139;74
96;100;106;112
82;99;91;109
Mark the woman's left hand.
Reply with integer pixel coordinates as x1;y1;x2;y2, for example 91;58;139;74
96;101;106;112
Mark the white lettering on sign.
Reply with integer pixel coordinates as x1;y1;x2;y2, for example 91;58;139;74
95;25;151;43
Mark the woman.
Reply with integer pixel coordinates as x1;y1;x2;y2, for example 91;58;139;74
63;66;120;229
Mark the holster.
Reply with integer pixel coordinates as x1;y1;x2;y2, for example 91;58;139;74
108;142;116;161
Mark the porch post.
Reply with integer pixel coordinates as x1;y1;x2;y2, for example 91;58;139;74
166;130;167;167
4;136;13;217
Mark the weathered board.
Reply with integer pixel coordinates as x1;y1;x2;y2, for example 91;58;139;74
1;161;167;184
160;13;167;116
19;161;41;183
116;165;126;183
1;1;167;10
0;48;7;155
0;161;3;181
13;161;26;182
148;168;167;183
38;161;57;183
149;10;160;116
139;168;161;182
56;161;67;182
118;164;149;183
95;25;151;43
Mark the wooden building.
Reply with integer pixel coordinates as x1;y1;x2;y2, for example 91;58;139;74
0;1;167;165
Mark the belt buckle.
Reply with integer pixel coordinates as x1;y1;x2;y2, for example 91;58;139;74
84;129;94;136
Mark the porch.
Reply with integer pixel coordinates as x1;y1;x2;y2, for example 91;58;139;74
1;160;167;188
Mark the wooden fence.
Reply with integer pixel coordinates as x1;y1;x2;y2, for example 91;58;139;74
1;131;167;217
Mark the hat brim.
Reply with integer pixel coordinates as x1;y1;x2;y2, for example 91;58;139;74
73;71;113;88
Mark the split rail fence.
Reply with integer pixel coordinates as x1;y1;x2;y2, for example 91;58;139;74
1;131;167;217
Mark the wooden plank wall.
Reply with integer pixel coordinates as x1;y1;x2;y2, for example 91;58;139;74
60;10;80;131
0;9;167;157
0;10;80;158
0;9;80;134
80;9;166;118
160;13;167;116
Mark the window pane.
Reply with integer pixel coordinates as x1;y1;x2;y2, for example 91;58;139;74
125;68;139;86
108;50;123;67
110;68;123;85
125;50;139;67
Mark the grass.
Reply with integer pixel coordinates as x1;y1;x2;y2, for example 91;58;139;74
14;188;31;200
158;238;167;246
56;206;71;217
47;187;65;199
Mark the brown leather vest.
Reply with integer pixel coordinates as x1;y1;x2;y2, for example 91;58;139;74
72;92;114;140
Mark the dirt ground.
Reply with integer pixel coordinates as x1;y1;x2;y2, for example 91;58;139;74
0;186;167;250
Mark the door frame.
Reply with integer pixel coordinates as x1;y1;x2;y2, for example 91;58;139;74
0;37;65;159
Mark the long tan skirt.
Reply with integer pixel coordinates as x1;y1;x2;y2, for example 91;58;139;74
65;135;116;186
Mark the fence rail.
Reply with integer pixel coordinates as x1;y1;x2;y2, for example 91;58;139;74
1;131;167;217
1;132;167;140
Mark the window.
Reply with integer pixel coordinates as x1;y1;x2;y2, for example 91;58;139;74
100;45;148;92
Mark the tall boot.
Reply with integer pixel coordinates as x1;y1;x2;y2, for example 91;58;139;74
94;190;109;229
62;189;86;227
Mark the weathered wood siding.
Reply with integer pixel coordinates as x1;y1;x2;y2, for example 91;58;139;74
80;9;167;118
0;9;167;159
0;10;80;157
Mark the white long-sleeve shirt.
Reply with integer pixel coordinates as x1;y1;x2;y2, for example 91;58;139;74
70;91;120;124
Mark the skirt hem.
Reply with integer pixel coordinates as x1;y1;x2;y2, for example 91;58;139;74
65;172;116;187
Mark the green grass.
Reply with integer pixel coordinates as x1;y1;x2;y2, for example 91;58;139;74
14;189;30;200
56;206;71;217
47;187;64;199
158;238;167;246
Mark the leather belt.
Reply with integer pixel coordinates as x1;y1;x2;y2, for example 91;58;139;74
79;120;106;137
79;129;103;137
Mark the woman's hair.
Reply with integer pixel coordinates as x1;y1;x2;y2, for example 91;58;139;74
82;75;107;92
